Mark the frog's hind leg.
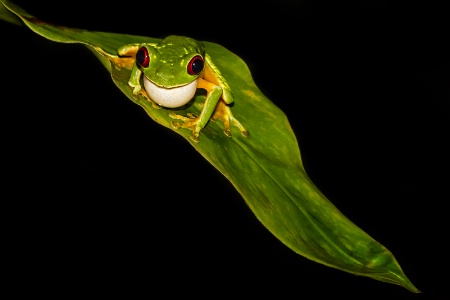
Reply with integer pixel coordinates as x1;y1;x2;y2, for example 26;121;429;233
212;101;249;138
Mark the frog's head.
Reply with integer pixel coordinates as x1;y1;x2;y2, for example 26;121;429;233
136;35;206;108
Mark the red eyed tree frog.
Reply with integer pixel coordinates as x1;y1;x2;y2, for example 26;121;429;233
117;35;249;142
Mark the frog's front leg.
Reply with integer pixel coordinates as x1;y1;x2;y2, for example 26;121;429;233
126;63;160;109
170;78;248;142
170;55;248;142
169;78;221;142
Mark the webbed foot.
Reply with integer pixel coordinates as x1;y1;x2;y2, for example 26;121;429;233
212;101;249;138
169;112;201;142
169;101;248;142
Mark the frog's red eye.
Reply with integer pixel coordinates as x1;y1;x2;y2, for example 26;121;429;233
187;55;204;75
136;47;150;68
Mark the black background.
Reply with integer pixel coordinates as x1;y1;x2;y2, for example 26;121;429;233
2;0;449;299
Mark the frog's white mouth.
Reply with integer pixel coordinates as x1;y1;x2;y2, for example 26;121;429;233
143;77;198;108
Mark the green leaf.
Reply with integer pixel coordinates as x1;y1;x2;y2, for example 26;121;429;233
1;0;419;293
0;0;20;25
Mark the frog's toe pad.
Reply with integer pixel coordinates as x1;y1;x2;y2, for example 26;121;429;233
241;129;249;137
190;133;200;143
230;118;249;138
223;127;248;138
170;120;181;130
224;129;232;137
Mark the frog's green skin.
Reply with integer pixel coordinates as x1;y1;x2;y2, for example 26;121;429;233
118;35;249;142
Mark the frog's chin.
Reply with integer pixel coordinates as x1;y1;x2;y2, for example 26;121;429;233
143;77;198;108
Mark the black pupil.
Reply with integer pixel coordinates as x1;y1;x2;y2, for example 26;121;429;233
136;49;146;66
191;58;204;74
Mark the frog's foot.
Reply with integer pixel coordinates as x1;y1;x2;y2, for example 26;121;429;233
169;102;249;142
212;101;249;138
169;112;202;142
